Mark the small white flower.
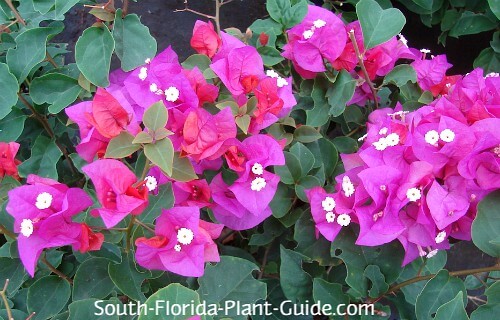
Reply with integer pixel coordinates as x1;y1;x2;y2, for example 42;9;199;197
321;196;336;212
435;231;446;244
303;29;314;39
398;33;408;47
174;244;182;252
276;76;289;88
149;83;159;93
379;185;387;191
313;19;326;28
485;72;499;78
378;127;388;135
406;187;421;202
251;163;264;175
424;130;439;146
426;249;439;258
418;246;427;257
266;70;279;78
439;129;455;143
494;145;500;157
177;228;194;245
373;137;388;151
35;192;52;209
325;211;335;223
20;219;34;237
165;86;180;102
342;176;355;197
358;133;368;142
145;176;158;192
138;67;148;81
337;214;351;227
385;133;400;147
251;177;267;191
145;58;151;64
420;48;431;54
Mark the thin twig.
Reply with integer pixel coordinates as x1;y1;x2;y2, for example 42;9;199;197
25;312;36;320
125;216;136;253
41;254;73;285
134;219;155;234
122;0;129;16
348;30;379;109
0;279;13;320
45;52;58;68
174;6;216;21
0;224;17;240
258;242;273;280
5;0;26;26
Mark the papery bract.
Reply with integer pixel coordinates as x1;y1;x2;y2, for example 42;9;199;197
190;20;221;58
0;142;21;180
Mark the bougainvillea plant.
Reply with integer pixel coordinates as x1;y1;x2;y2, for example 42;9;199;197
0;0;499;319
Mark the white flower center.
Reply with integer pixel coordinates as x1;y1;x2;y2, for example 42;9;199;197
276;77;288;88
337;214;351;227
251;177;266;191
373;137;388;151
138;67;148;81
313;19;326;28
426;249;438;258
325;211;335;223
35;192;52;209
266;70;279;78
251;163;264;175
485;72;499;78
420;48;431;54
145;176;158;192
303;29;314;39
378;127;388;135
145;58;151;64
424;130;439;146
406;187;421;202
398;33;408;47
177;228;194;245
342;176;355;197
321;196;336;211
174;244;182;252
165;86;180;102
439;129;455;143
20;219;34;237
435;231;446;244
372;211;384;222
149;83;158;93
385;133;400;146
494;146;500;157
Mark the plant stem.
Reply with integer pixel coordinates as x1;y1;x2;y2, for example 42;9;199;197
348;30;379;110
122;0;129;16
41;254;73;285
258;241;273;280
125;216;136;253
5;0;26;26
0;279;13;320
0;224;17;240
214;0;221;34
134;219;155;234
373;264;500;303
45;52;58;68
18;93;78;175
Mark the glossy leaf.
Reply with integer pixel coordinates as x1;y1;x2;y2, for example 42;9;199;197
382;64;417;87
326;70;356;117
280;246;312;302
472;190;500;257
0;108;26;142
27;276;70;320
108;253;151;301
434;291;469;320
294;125;322;143
18;135;62;180
72;258;114;300
30;73;82;114
0;63;18;120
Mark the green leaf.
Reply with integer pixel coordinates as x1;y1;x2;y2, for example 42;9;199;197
104;131;140;158
139;284;200;320
33;0;80;20
474;48;500;74
113;9;157;71
449;11;497;37
295;175;321;202
280;246;312;302
68;299;118;320
72;258;114;300
198;256;266;319
326;70;356;116
0;63;18;120
472;190;500;257
294;213;337;265
266;0;308;28
170;153;198;182
143;101;168;132
489;0;500;20
382;64;417;87
75;26;115;87
18;135;62;179
274;151;302;184
0;258;28;297
289;142;314;175
6;25;64;83
133;132;153;144
257;46;284;66
270;184;294;219
144;138;174;176
471;281;500;320
140;183;175;224
266;0;290;24
415;270;467;320
109;253;151;301
0;108;26;141
313;278;349;314
27;276;70;320
364;265;389;298
30;73;82;114
332;136;358;153
434;291;469;320
249;18;282;47
356;0;406;49
235;114;251;134
294;125;322;143
308;77;331;126
182;54;211;71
